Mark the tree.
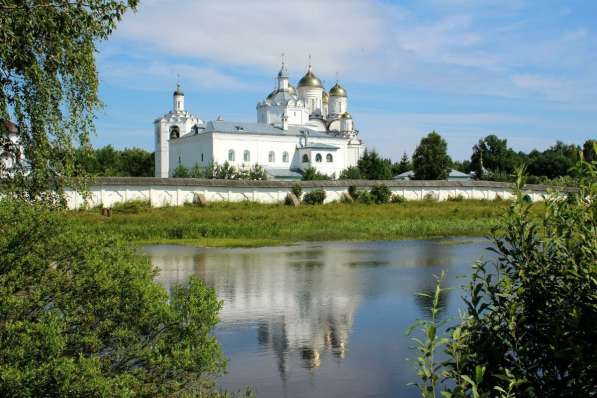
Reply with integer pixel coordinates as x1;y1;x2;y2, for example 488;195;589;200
410;160;597;397
0;199;226;396
339;166;362;180
0;0;140;200
302;167;330;180
583;139;596;163
526;141;580;179
392;152;411;175
357;150;392;180
412;131;451;180
470;134;518;178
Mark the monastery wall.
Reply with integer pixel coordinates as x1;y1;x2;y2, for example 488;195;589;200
65;177;554;210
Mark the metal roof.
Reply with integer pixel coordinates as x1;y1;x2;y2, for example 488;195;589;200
204;120;333;138
300;143;340;150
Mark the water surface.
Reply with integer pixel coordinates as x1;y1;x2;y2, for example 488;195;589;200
145;238;493;398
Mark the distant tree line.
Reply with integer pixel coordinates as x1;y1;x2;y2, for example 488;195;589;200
76;145;154;177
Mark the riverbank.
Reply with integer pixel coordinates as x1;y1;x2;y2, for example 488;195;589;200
68;200;544;248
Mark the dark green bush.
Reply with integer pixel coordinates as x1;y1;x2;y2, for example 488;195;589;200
356;191;374;204
391;194;406;203
370;184;391;204
302;189;326;205
291;184;303;198
348;185;358;199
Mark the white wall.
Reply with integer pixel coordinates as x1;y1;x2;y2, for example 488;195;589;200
65;179;549;210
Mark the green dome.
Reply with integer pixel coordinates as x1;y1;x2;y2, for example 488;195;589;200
298;69;323;88
341;112;352;119
329;82;347;97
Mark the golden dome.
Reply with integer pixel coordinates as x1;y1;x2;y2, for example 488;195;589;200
298;68;323;88
329;82;347;97
288;84;297;96
322;90;329;103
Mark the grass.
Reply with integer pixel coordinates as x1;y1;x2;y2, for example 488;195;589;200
68;200;544;248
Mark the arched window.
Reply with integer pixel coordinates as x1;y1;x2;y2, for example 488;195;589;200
302;154;309;163
169;125;180;139
244;150;250;162
326;153;333;163
315;153;322;162
228;149;235;162
268;151;275;163
282;151;289;163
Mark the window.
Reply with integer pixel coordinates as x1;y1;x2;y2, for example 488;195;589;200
201;153;204;162
169;125;180;139
244;150;250;162
326;153;333;163
302;154;309;163
228;149;235;162
268;151;275;163
282;151;289;163
315;153;322;162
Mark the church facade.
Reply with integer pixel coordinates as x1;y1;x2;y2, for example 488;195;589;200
154;62;365;179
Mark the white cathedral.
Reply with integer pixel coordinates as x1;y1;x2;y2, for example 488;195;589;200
154;61;365;179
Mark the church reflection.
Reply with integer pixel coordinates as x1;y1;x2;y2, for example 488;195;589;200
147;244;362;376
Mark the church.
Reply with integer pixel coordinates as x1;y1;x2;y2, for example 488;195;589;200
154;61;366;179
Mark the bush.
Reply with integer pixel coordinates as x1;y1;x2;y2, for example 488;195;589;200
348;185;358;199
302;189;326;205
409;162;597;397
355;191;374;204
172;164;190;178
446;194;465;202
0;198;226;396
111;199;151;214
423;192;438;201
339;166;362;180
302;167;330;181
291;184;303;198
370;184;391;204
391;194;406;203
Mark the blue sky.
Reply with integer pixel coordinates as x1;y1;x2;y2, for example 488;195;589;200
94;0;597;161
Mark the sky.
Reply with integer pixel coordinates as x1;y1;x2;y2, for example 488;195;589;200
94;0;597;161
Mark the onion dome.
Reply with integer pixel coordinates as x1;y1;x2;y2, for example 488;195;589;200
322;90;329;104
288;84;297;96
329;82;347;97
298;67;323;88
341;112;352;119
173;83;184;96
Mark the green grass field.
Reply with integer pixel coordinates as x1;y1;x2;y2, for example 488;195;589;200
68;200;542;248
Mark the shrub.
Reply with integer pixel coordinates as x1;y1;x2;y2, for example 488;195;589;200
111;199;151;214
302;167;330;181
423;192;438;201
409;162;597;397
302;189;326;205
348;185;358;199
291;184;303;198
370;184;391;204
391;194;406;203
446;194;465;202
356;191;374;204
0;198;226;396
339;166;362;180
172;164;190;178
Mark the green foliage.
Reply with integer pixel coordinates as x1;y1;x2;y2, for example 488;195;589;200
524;141;580;179
348;185;358;199
111;199;151;214
446;194;465;202
76;145;154;177
413;132;452;180
173;162;267;180
291;184;303;198
302;167;331;180
470;134;519;178
583;139;596;163
0;197;226;397
391;194;406;203
393;152;412;175
370;184;392;204
339;166;362;180
302;189;326;205
357;150;393;180
409;158;597;397
0;0;139;200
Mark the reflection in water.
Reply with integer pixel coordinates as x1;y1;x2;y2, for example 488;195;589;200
145;238;492;398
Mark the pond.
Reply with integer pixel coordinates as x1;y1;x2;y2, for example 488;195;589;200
144;238;495;398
